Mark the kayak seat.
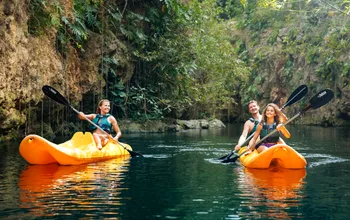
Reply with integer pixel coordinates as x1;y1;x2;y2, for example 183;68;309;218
70;132;96;149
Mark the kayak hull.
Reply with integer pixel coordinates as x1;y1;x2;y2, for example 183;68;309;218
238;144;307;169
19;132;132;165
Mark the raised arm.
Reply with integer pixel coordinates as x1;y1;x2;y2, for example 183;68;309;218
277;124;291;138
78;112;96;121
276;109;288;123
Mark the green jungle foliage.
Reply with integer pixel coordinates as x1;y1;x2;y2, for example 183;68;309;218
219;0;349;104
27;0;349;127
28;0;249;122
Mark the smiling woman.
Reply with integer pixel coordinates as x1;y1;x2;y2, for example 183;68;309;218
249;103;289;153
78;99;122;150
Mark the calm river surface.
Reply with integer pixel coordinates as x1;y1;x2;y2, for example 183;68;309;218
1;124;350;219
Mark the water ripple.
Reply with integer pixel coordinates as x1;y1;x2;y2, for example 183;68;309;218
306;153;350;167
143;154;171;159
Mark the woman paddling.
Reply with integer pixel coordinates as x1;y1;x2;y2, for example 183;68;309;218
78;99;122;150
246;103;290;153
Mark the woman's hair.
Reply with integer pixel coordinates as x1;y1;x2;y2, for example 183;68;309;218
96;99;110;114
260;103;283;125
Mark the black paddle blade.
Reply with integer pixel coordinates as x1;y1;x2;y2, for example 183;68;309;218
42;85;70;106
219;153;230;160
281;84;308;109
222;155;239;163
308;88;334;111
129;150;144;157
218;151;234;160
218;148;239;160
118;141;143;157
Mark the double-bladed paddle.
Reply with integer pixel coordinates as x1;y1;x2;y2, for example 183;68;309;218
218;84;308;161
222;88;334;163
42;85;143;157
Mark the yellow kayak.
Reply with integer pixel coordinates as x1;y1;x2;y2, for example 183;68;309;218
238;144;307;169
19;132;132;165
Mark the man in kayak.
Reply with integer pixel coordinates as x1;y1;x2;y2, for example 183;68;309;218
78;99;122;150
234;100;262;151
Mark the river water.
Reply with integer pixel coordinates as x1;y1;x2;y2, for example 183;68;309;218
1;124;350;219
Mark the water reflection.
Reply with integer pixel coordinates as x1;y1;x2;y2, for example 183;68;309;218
3;124;350;219
18;157;130;218
235;168;306;219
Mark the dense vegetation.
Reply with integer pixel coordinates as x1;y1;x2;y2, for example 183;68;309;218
28;0;250;121
4;0;349;139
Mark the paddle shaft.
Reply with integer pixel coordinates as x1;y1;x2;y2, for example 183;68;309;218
231;102;295;151
237;104;313;158
254;112;300;145
221;106;287;160
219;108;287;160
71;107;129;151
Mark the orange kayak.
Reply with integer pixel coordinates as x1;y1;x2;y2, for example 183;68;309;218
19;132;132;165
238;144;307;169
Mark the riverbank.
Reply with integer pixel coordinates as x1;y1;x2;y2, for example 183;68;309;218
119;118;226;133
0;118;227;142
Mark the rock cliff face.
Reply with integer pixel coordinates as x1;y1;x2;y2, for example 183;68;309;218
0;0;132;139
1;0;59;133
1;0;78;136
